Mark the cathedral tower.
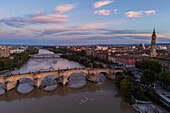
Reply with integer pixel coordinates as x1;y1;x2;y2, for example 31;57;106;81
150;28;157;57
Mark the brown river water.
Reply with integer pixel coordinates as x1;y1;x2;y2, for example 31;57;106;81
0;49;137;113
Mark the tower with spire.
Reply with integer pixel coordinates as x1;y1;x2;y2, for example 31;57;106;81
150;28;157;57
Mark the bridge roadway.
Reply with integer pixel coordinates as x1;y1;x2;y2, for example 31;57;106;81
0;68;123;91
30;54;60;58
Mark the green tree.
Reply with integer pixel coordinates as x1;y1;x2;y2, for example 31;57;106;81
106;65;111;68
160;72;170;86
115;74;125;88
98;64;104;68
135;60;162;73
131;85;145;100
120;77;133;98
125;70;134;77
141;69;156;86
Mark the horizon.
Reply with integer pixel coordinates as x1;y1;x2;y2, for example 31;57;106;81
1;42;170;47
0;0;170;45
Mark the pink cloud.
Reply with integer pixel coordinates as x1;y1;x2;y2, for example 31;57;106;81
145;10;156;15
54;4;75;14
0;32;7;36
2;14;68;27
94;9;111;15
125;11;144;17
125;10;156;18
72;21;115;30
118;34;170;39
36;9;45;14
42;21;116;35
93;0;114;8
31;14;67;24
75;24;102;30
27;28;40;32
44;26;70;31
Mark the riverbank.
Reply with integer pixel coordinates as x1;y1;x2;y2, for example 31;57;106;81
61;54;103;68
49;48;115;68
0;48;38;74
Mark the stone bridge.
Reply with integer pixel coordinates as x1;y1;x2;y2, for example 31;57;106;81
30;54;60;58
0;68;123;91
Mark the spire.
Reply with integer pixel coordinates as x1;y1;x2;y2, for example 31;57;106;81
153;28;156;36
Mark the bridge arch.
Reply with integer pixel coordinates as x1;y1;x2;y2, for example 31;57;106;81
67;71;88;78
16;77;34;94
41;75;58;88
39;73;58;82
67;72;87;88
15;75;34;83
96;70;109;77
97;72;109;76
115;72;122;77
0;82;6;90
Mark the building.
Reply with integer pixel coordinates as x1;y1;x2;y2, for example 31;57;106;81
85;47;96;56
10;48;24;54
0;46;10;58
152;55;170;72
138;43;145;50
96;46;108;51
115;55;151;67
108;55;116;63
97;52;109;60
150;28;157;57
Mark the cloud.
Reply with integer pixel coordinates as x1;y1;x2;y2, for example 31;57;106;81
0;8;2;20
31;14;67;23
0;32;7;36
114;9;118;14
125;10;156;18
27;28;40;32
125;11;144;17
54;4;75;14
93;0;114;8
36;9;45;14
94;9;111;15
145;10;156;15
41;21;116;35
1;14;67;27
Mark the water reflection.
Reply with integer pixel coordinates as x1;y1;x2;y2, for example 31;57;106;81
42;75;58;91
68;73;86;89
0;80;98;102
0;83;5;96
96;73;106;87
17;78;34;94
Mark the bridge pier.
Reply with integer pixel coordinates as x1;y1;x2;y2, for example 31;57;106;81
86;74;97;82
106;74;116;80
34;78;42;88
58;76;68;86
5;81;17;91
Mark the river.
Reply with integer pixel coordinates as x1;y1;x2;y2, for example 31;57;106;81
0;49;136;113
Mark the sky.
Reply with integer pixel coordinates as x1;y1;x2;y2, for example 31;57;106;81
0;0;170;46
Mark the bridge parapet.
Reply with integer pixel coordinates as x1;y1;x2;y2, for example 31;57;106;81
0;68;123;91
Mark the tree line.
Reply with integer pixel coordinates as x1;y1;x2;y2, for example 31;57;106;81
0;48;38;71
115;60;170;111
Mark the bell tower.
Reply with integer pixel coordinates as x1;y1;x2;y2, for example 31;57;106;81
150;28;157;57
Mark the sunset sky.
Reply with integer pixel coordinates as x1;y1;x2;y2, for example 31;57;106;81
0;0;170;45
